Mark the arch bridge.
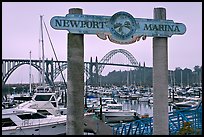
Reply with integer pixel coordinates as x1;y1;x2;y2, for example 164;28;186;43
2;49;141;86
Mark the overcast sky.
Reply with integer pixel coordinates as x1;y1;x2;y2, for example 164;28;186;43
2;2;202;84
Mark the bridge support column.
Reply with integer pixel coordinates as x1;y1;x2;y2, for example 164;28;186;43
45;59;54;87
46;59;49;84
143;62;146;87
95;56;99;87
50;58;54;83
89;57;93;86
2;61;6;84
153;7;169;135
66;8;84;135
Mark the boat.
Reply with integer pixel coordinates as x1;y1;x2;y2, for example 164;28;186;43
2;93;32;109
119;94;130;98
2;107;66;135
2;94;16;109
2;84;68;135
85;97;118;113
2;82;98;135
172;97;202;110
138;92;151;102
2;15;68;135
148;96;153;104
129;92;142;100
16;85;66;115
102;97;118;106
15;15;67;116
138;96;150;102
95;104;140;123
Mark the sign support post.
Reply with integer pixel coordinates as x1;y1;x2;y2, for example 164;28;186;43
66;8;84;135
153;7;169;135
50;8;186;135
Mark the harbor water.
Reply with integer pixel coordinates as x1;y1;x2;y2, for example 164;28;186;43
85;92;174;118
115;98;173;117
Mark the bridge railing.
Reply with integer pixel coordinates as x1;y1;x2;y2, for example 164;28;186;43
112;101;202;135
168;102;202;135
112;117;153;135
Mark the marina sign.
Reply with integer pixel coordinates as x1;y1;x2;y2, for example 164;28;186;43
50;11;186;44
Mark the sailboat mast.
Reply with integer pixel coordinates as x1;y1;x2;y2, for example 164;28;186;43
29;51;32;94
38;28;41;85
40;15;45;91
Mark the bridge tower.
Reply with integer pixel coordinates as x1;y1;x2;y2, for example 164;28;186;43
45;58;54;87
95;56;99;87
89;57;93;86
88;56;99;87
143;62;146;87
138;62;141;86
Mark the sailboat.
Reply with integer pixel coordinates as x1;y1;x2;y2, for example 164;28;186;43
2;16;67;135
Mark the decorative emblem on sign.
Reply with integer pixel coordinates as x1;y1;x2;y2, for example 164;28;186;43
107;12;144;44
50;11;186;45
109;12;136;40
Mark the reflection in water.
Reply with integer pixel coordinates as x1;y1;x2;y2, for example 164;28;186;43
116;98;173;117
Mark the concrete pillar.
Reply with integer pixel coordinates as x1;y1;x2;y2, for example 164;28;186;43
66;8;84;135
153;7;169;135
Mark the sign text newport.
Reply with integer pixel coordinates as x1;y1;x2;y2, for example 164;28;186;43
50;11;186;44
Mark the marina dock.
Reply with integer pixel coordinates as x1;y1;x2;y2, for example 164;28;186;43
84;113;113;135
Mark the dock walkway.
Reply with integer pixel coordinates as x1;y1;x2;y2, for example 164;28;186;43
112;101;202;135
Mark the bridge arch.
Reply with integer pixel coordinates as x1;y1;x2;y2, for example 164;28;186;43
53;63;67;81
2;63;52;86
2;49;139;85
53;63;90;81
97;49;139;75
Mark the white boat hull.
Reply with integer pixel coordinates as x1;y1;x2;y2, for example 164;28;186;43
2;122;66;135
138;97;149;102
2;108;67;135
102;113;139;123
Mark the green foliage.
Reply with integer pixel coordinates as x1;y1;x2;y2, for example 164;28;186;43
89;65;202;87
177;121;201;135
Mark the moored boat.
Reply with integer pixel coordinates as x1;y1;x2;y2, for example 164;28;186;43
95;104;140;123
2;107;66;135
172;97;202;110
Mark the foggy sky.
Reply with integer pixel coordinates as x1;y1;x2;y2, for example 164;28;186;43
2;2;202;84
